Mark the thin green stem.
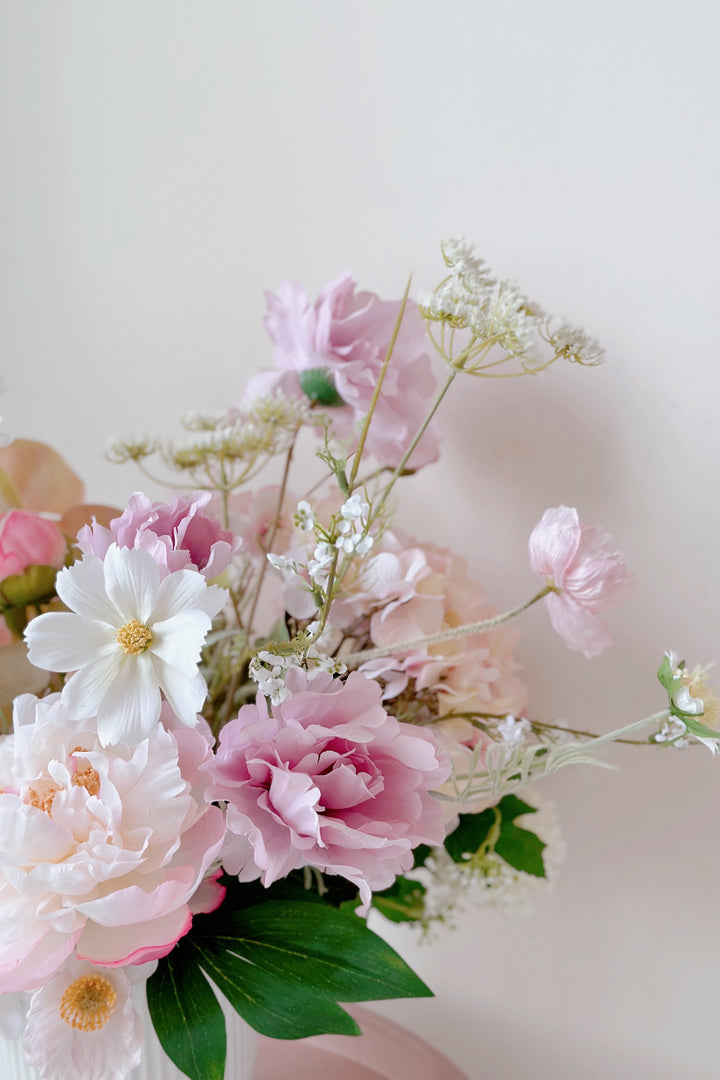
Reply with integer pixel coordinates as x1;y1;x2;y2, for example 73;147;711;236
341;585;555;667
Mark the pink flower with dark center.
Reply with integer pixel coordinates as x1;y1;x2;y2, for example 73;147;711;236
528;505;633;658
205;670;449;908
246;275;440;470
77;491;238;580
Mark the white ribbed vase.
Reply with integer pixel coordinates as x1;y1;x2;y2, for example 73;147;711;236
0;984;258;1080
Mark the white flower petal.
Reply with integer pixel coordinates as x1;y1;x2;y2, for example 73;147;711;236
103;546;160;625
152;568;226;622
54;557;120;624
95;654;161;745
25;613;116;674
151;611;210;676
61;651;124;719
151;655;206;727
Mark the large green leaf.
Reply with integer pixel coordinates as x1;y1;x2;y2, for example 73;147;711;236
371;876;427;924
146;946;226;1080
149;896;433;1057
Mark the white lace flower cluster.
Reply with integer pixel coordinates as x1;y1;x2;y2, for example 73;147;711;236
419;237;603;371
249;646;346;705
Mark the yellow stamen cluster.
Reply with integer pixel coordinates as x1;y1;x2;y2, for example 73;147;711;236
26;786;57;816
60;974;117;1031
116;620;153;655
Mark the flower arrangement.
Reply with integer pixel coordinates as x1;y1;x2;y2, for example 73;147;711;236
0;238;716;1080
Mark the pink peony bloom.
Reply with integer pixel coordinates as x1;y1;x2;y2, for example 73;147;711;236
77;491;238;581
528;505;633;658
361;537;528;719
0;694;226;992
0;510;66;581
247;275;440;470
205;670;449;908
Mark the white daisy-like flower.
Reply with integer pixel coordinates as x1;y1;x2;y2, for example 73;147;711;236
22;959;143;1080
25;545;227;744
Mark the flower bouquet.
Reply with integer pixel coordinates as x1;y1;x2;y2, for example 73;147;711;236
0;240;715;1080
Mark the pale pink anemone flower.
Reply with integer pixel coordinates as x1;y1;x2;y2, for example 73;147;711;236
25;545;227;745
77;490;238;581
528;505;633;658
22;958;146;1080
245;274;440;470
0;694;225;993
205;670;449;909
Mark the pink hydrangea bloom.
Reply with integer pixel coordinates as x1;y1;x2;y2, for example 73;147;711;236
0;510;66;581
77;491;238;580
247;275;440;470
0;694;226;992
205;670;449;908
528;505;633;658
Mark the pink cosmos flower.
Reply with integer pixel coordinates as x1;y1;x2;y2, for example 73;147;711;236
528;505;633;658
205;670;449;908
0;510;66;581
0;694;226;992
77;491;238;580
246;275;440;470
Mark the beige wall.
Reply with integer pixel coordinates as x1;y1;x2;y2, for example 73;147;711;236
2;3;719;1077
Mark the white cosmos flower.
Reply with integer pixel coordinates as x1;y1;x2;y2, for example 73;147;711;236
22;958;144;1080
25;545;227;744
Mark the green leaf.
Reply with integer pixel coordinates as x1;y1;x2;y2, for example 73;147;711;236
444;807;496;862
495;822;546;878
412;843;432;868
443;795;546;878
657;654;686;710
298;367;346;407
150;898;433;1044
0;564;57;606
146;945;226;1080
682;716;720;741
371;877;427;923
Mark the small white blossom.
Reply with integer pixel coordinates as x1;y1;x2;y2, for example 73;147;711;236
295;501;315;531
341;494;369;521
497;715;531;746
549;322;604;366
672;684;704;716
653;718;689;747
267;553;299;572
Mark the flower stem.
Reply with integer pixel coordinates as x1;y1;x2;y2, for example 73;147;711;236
341;584;555;667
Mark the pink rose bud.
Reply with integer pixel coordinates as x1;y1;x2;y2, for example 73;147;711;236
0;510;66;581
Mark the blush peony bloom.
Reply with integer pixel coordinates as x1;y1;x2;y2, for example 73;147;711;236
0;694;225;992
0;510;66;581
77;491;238;581
528;505;633;658
25;545;227;744
246;275;440;470
205;670;449;908
22;958;144;1080
360;538;528;719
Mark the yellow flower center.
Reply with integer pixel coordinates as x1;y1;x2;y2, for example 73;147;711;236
71;749;101;797
60;974;117;1031
26;786;58;816
116;619;153;655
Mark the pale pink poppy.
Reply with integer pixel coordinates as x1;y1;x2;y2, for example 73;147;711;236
248;275;440;470
528;505;633;658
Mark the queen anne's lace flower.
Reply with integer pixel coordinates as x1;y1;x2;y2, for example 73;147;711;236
25;545;227;744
